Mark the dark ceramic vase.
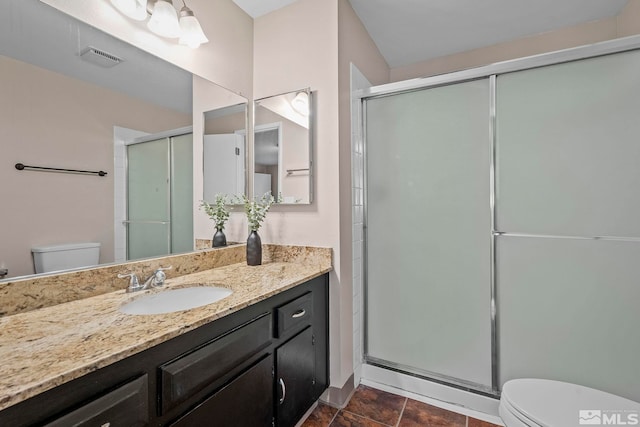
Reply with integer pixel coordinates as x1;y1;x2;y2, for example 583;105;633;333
212;228;227;248
246;230;262;266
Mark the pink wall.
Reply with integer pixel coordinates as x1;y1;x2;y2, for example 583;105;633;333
618;0;640;36
280;119;311;203
205;112;246;134
335;0;390;395
389;3;640;82
1;56;190;278
253;0;347;388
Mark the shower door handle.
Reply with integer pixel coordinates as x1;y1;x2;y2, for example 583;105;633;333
122;220;170;225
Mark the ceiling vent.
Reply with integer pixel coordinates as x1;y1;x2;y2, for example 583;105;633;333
79;46;123;68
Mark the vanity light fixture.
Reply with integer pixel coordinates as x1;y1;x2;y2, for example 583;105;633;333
178;2;209;48
109;0;208;48
291;91;310;116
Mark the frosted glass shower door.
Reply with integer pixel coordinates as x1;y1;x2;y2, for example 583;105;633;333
497;237;640;402
496;50;640;237
127;138;171;260
365;79;492;389
495;50;640;402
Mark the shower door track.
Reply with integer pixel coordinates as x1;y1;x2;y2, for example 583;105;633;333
364;356;496;397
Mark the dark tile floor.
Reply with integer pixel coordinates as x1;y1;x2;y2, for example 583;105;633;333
301;385;502;427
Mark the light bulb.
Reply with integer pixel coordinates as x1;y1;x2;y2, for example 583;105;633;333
148;0;181;39
291;92;309;116
179;7;209;49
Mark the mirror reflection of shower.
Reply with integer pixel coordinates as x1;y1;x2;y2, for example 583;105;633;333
121;128;193;261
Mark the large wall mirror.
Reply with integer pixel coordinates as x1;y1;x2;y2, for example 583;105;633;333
254;89;313;204
0;0;247;280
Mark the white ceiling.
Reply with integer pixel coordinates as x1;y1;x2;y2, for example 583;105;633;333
232;0;298;18
234;0;630;68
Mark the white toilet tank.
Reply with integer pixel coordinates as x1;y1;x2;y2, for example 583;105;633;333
31;243;101;274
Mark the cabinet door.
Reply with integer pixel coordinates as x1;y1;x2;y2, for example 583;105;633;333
170;355;274;427
276;327;315;427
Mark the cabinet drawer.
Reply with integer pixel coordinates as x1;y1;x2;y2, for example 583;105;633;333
276;292;313;338
44;375;148;427
159;313;271;414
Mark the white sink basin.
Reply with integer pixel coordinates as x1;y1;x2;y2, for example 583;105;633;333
120;286;233;315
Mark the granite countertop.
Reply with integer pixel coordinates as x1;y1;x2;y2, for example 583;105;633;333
0;255;332;411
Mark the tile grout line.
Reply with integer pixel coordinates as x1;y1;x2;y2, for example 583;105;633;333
395;397;408;427
339;409;396;427
326;407;339;427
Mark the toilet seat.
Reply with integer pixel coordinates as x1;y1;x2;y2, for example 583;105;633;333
500;379;640;427
500;396;542;427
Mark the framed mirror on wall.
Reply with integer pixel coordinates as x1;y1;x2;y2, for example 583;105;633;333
254;89;313;204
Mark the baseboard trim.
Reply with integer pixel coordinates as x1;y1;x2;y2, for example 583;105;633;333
320;373;356;408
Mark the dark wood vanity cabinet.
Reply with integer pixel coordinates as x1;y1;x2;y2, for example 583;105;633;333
0;274;328;427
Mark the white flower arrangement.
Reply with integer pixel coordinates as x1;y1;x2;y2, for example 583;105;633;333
200;194;230;230
239;193;278;232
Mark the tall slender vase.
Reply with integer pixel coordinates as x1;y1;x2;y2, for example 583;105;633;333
212;228;227;248
246;230;262;266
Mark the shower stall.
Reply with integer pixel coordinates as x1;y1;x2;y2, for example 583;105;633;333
125;131;193;261
360;36;640;403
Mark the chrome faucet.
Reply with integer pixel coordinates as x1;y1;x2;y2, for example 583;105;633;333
118;266;172;293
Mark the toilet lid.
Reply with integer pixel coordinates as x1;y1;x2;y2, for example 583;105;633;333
502;379;640;427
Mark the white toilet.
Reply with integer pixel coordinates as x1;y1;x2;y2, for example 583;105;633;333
500;379;640;427
31;242;101;274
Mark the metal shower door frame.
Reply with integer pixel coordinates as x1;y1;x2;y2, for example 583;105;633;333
357;34;640;397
